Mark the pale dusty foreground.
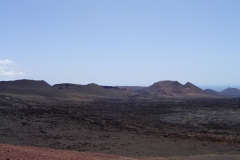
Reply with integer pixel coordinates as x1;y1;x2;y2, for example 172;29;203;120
0;144;240;160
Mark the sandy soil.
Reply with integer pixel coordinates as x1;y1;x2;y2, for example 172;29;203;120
1;143;240;160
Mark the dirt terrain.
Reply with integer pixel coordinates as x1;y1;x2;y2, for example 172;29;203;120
1;94;240;159
1;144;240;160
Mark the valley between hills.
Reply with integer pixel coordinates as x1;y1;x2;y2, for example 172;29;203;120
0;79;240;159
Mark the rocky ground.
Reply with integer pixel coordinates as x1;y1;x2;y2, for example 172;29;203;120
0;95;240;159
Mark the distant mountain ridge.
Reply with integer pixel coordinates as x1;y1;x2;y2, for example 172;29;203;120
53;83;150;100
117;86;146;90
0;79;236;100
204;88;240;98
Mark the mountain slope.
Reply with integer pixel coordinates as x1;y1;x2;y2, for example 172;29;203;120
205;89;219;95
53;83;150;100
220;88;240;97
145;80;218;98
0;79;66;99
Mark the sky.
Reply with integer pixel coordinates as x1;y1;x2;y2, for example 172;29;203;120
1;0;240;90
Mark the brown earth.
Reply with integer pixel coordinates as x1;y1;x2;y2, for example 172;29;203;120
1;143;240;160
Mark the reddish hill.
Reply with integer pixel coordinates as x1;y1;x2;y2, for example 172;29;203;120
145;80;218;98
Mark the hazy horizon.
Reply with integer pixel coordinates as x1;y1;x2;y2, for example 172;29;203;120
1;1;240;87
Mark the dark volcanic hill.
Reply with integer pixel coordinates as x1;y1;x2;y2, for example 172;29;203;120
220;88;240;98
0;79;66;99
205;89;219;95
145;80;218;98
53;83;150;100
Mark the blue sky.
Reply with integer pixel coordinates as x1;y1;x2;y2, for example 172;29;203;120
1;0;240;89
